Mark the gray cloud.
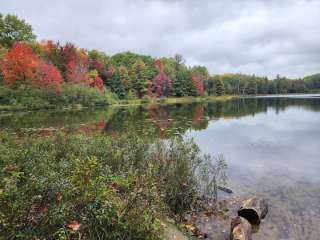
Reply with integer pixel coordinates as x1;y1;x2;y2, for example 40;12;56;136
1;0;320;78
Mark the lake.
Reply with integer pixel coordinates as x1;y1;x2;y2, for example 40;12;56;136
1;94;320;239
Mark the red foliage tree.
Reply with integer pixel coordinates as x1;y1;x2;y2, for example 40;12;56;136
34;60;64;91
66;58;90;85
151;59;172;97
0;42;39;86
106;65;116;77
91;75;104;91
60;43;77;66
191;74;204;95
60;43;91;86
0;42;64;91
89;58;105;72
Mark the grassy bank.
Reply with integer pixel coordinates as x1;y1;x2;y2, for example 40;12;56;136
0;131;225;239
0;84;117;112
115;95;236;107
0;84;236;112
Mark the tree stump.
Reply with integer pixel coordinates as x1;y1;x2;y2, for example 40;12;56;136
237;198;268;224
230;216;252;240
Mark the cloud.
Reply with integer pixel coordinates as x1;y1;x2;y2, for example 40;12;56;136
1;0;320;78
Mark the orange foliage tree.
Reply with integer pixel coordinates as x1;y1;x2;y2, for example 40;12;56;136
0;42;63;91
0;42;39;86
191;74;204;95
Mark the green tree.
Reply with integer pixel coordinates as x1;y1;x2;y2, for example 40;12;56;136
107;70;126;99
172;54;187;96
215;78;225;96
130;59;149;98
0;14;36;48
247;77;258;95
119;66;130;92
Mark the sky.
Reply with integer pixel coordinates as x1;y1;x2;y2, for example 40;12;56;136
1;0;320;78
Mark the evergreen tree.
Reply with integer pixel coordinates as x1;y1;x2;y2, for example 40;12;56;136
172;54;186;96
247;78;258;95
215;78;225;96
106;68;126;99
130;59;149;98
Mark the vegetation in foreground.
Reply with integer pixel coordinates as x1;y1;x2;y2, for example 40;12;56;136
1;14;320;111
0;131;226;239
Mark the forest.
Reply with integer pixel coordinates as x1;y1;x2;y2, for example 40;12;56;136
1;13;320;110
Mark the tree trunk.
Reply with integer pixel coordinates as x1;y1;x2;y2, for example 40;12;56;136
237;198;268;224
230;216;252;240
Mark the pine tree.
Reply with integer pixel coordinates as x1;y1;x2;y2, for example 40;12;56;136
247;78;258;95
172;54;185;96
108;70;125;99
215;78;225;96
130;59;148;98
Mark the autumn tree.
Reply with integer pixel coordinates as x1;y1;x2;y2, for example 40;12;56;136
191;74;204;95
190;65;208;96
0;42;63;91
151;59;172;97
37;40;63;70
64;47;90;86
0;42;39;87
0;14;36;48
33;60;64;91
88;49;109;81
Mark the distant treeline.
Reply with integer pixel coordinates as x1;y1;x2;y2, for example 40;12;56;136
1;13;320;101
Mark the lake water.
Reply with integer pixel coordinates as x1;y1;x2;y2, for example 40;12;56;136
1;94;320;239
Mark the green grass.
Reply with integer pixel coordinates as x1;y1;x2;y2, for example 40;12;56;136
115;95;236;107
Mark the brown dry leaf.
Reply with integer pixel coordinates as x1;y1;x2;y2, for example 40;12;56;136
56;192;63;201
67;220;81;231
183;224;195;232
6;164;19;172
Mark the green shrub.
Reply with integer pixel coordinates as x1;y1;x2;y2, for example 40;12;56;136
0;84;115;110
0;132;226;239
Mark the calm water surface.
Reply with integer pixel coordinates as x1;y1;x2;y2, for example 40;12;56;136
1;95;320;239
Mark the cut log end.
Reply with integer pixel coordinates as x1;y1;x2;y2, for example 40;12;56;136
237;198;268;225
230;216;252;240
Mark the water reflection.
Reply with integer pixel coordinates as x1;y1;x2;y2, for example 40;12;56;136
2;97;320;137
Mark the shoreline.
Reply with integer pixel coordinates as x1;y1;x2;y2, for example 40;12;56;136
0;95;236;112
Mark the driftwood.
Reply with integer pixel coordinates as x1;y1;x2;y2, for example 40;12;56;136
218;186;233;194
230;216;252;240
237;198;268;224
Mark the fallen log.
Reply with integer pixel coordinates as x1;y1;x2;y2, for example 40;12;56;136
218;186;233;194
230;216;252;240
237;197;268;224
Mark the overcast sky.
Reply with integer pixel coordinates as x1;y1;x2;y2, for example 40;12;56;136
1;0;320;78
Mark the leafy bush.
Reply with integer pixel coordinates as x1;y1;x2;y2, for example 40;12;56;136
0;132;226;239
0;84;115;110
